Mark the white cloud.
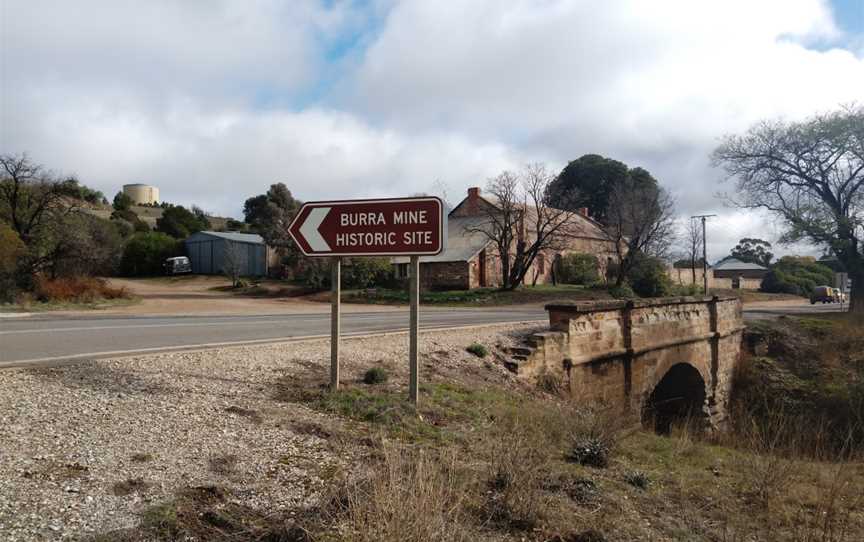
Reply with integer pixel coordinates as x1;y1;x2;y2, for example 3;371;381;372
2;0;862;257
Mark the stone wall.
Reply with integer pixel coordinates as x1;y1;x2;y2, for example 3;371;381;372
668;266;763;291
420;261;470;291
518;296;744;428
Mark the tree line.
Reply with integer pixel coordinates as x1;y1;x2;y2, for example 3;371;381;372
3;105;861;311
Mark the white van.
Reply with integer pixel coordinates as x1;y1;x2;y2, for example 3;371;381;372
164;256;192;275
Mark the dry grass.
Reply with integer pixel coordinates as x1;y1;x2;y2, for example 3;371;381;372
315;445;478;542
88;318;864;541
34;276;131;303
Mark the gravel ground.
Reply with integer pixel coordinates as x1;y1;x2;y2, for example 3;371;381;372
0;323;535;541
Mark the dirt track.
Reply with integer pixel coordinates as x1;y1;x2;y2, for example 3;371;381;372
89;277;399;316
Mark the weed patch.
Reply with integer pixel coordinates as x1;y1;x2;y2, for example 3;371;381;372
362;367;389;385
466;342;488;357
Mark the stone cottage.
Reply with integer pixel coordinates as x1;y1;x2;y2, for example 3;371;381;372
393;187;619;290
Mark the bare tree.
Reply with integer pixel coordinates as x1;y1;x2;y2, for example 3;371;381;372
222;240;245;288
466;164;580;291
0;153;84;275
712;105;864;313
0;154;77;244
606;177;677;286
682;217;703;285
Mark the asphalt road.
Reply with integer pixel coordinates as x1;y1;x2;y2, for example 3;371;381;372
1;300;849;367
0;308;547;366
742;301;849;320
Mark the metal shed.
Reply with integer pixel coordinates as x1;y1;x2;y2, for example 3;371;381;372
185;231;269;277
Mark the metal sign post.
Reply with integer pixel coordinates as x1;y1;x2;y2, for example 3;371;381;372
408;255;420;404
330;257;341;391
288;197;444;406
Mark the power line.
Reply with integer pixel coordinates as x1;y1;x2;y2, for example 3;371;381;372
690;214;717;295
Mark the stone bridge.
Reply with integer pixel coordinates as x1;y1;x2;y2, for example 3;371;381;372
509;296;744;431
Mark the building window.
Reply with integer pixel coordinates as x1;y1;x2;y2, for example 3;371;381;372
396;263;409;279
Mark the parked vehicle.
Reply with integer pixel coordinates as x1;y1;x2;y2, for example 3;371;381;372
810;285;837;304
833;288;847;304
164;256;192;275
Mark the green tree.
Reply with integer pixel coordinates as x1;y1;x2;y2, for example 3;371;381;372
155;205;210;238
730;238;773;267
547;154;627;221
120;232;182;276
713;105;864;313
546;155;660;223
113;191;133;211
760;256;834;296
243;183;302;248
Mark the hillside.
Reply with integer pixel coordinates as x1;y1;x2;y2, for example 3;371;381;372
83;204;233;231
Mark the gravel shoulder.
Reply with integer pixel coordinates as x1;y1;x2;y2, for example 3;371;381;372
0;323;536;541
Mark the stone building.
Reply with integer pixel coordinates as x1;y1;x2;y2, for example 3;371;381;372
668;258;766;291
393;187;619;290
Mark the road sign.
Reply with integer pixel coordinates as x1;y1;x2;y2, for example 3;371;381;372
288;197;444;257
288;196;442;407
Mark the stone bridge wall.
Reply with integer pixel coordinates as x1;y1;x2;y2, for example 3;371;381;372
519;296;744;428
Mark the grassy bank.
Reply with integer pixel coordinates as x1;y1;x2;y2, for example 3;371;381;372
92;317;864;541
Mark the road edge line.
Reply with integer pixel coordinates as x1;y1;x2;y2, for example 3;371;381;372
0;320;547;369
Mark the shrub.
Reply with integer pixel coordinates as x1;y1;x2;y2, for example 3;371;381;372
670;283;702;296
344;258;393;289
296;258;331;289
556;253;599;285
567;436;610;468
48;214;124;278
760;256;834;296
623;470;651;490
363;367;389;385
626;254;672;298
33;276;130;303
0;224;27;302
609;283;636;299
466;343;488;358
121;232;183;276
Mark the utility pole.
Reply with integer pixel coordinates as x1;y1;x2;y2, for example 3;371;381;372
691;214;716;295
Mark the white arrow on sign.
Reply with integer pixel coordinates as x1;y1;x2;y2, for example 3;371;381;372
300;207;331;252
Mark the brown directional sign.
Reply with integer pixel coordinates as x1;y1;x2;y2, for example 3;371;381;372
288;196;445;257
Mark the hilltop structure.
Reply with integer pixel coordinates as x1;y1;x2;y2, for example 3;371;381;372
123;183;160;205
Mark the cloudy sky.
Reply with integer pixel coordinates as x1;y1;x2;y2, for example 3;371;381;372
2;0;863;261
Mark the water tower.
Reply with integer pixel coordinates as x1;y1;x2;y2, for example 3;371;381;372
122;183;160;205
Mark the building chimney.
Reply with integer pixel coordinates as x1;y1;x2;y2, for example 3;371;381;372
578;207;589;218
467;187;480;213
